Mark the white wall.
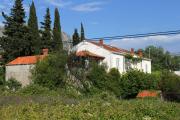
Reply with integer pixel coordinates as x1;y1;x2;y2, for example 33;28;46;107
110;53;125;73
141;60;151;73
174;71;180;76
6;64;34;87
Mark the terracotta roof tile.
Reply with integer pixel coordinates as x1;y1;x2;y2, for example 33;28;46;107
7;55;47;66
89;41;130;54
137;90;158;98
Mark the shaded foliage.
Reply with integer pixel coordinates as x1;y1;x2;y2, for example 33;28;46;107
6;78;22;91
32;51;67;90
119;70;159;99
159;70;180;102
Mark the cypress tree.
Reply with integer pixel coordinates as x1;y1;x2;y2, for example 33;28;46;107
52;8;63;51
72;28;80;46
1;0;28;61
80;22;85;41
28;1;40;54
40;8;52;50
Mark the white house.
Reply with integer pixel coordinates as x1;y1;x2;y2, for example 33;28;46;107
72;40;151;73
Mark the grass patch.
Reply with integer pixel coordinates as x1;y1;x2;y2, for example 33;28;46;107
0;96;179;120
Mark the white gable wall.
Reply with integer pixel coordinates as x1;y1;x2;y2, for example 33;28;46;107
73;41;112;70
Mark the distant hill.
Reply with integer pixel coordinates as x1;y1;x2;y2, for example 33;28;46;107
61;31;72;51
171;52;180;56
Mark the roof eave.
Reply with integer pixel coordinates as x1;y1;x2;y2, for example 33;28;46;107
6;63;36;66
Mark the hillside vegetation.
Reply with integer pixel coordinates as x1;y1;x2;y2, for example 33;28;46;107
0;95;179;120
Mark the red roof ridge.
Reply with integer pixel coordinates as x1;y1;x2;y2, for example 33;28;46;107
7;54;47;66
88;41;130;54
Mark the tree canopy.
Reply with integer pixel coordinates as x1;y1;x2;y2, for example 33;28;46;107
52;8;63;51
143;46;180;71
72;29;80;46
40;8;52;50
0;0;29;62
28;1;41;54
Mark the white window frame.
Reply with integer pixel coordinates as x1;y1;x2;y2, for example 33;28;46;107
116;58;120;68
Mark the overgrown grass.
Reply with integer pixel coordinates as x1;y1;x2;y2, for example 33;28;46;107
0;95;179;120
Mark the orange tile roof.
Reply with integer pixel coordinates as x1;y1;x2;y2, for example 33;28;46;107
76;51;105;59
7;55;47;66
137;90;158;98
89;41;130;54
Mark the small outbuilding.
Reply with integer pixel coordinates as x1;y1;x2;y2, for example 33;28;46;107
6;49;48;87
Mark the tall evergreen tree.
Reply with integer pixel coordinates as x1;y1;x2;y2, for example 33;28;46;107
72;29;80;46
40;8;52;50
80;22;85;41
52;8;63;51
28;1;40;54
1;0;28;62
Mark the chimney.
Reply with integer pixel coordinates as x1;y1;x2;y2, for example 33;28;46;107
138;49;143;57
99;39;104;45
42;49;48;55
130;48;134;56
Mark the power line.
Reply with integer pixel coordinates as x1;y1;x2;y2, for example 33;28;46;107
88;30;180;41
46;29;180;44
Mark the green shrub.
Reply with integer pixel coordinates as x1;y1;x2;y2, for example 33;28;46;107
0;67;4;84
18;84;58;96
159;71;180;102
107;68;122;97
32;52;67;90
87;63;108;89
120;70;159;99
87;64;159;99
6;78;22;91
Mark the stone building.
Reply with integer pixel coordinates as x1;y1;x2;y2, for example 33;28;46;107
6;49;48;87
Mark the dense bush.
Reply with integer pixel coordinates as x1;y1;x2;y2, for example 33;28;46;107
106;68;122;97
86;63;159;99
6;78;22;91
87;63;108;89
0;66;5;90
32;51;67;90
159;71;180;102
119;70;159;99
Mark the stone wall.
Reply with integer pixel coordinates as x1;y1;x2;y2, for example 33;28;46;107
6;64;35;87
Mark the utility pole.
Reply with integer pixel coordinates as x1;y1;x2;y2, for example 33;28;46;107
149;48;151;59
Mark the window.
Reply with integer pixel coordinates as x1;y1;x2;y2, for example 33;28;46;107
145;64;148;73
116;58;120;68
